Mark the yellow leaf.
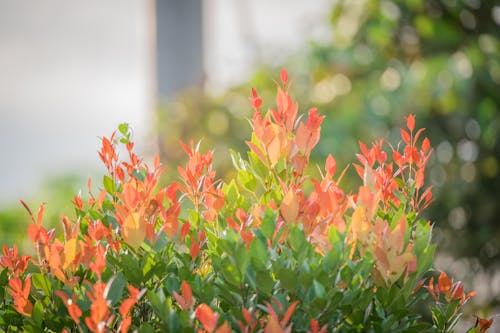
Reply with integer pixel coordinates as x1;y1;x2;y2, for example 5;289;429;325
123;212;146;249
63;238;78;270
281;189;299;224
268;136;281;167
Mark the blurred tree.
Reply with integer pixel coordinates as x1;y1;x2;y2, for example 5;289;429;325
158;0;500;309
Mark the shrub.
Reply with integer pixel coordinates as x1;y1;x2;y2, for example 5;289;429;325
0;70;489;332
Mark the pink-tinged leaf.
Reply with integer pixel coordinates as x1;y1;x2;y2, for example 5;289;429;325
280;68;288;85
246;140;266;164
251;87;258;98
325;154;336;176
406;114;415;132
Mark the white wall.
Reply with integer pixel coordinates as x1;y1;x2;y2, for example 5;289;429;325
0;0;332;206
0;0;155;205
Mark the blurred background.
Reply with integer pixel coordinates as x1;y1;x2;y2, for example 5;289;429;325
0;0;499;322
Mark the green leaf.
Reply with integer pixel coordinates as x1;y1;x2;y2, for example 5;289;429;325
430;306;445;330
289;226;306;252
0;268;8;287
118;123;129;136
107;272;126;305
132;169;147;182
148;289;169;323
31;273;52;295
312;279;326;299
261;209;276;239
221;257;241;286
103;175;115;194
121;254;142;285
167;310;180;332
142;255;155;280
138;323;155;333
238;169;257;192
256;270;274;294
277;268;297;290
249;239;268;271
223;180;240;203
31;300;44;327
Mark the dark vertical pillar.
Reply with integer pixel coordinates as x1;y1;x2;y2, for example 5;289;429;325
155;0;203;100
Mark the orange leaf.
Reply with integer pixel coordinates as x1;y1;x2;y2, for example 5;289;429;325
196;304;218;333
474;316;494;333
281;301;299;326
63;238;78;270
264;315;284;333
421;137;431;153
122;213;146;249
215;321;231;333
181;280;193;309
325;154;336;176
37;203;45;225
280;68;288;85
415;168;424;189
438;271;451;294
281;189;299;224
268;136;282;167
400;129;411;144
406;114;415;132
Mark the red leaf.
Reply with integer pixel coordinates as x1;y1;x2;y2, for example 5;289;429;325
406;114;415;132
36;204;45;226
325;154;336;176
251;87;258;98
438;271;451;294
181;280;193;308
400;129;411;144
215;321;231;333
421;137;430;153
280;68;288;85
474;316;494;333
415;168;424;189
196;304;218;333
281;301;299;326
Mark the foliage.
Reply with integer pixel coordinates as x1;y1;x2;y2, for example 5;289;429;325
0;71;488;332
158;0;500;309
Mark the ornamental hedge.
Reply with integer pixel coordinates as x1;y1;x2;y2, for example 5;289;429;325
0;70;491;332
